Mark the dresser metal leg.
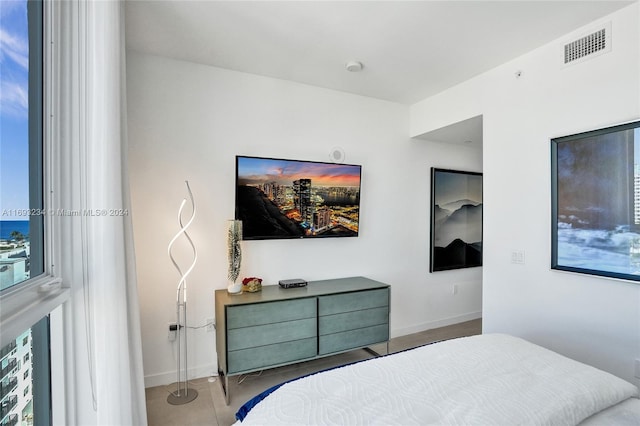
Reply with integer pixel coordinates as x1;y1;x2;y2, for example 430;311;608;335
225;375;230;405
219;369;230;405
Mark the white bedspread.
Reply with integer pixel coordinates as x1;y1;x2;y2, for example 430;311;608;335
238;334;639;425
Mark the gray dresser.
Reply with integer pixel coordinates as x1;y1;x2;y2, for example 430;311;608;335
215;276;390;404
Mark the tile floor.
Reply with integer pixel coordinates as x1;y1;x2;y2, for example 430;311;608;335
145;318;482;426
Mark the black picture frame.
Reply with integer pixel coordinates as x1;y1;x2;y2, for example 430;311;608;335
235;155;362;240
551;120;640;282
430;168;483;272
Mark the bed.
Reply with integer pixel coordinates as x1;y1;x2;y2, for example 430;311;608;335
234;334;640;425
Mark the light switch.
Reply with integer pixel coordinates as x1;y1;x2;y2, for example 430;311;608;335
511;250;525;264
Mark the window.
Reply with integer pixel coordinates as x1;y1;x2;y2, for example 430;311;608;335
0;1;53;425
0;0;44;292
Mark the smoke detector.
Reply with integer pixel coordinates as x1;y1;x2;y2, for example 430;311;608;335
345;61;364;72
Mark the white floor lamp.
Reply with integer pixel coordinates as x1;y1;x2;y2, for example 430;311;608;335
167;180;198;405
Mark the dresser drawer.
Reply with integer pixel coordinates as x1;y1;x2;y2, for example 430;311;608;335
227;317;316;351
228;337;317;374
319;306;388;335
319;324;389;355
318;288;388;316
227;298;316;329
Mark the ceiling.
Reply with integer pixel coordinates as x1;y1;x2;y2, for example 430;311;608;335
125;1;633;146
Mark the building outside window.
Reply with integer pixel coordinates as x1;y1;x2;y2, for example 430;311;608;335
1;330;32;426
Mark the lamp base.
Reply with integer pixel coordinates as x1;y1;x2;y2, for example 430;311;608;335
167;388;198;405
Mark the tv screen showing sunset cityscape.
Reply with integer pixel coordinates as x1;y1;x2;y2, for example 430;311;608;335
236;156;361;239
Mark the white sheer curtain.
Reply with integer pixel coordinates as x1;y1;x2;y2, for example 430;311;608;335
53;1;147;424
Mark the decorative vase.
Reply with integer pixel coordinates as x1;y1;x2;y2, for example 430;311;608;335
227;220;242;294
227;280;242;294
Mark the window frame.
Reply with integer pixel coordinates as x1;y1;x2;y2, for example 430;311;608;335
0;0;69;349
0;1;68;424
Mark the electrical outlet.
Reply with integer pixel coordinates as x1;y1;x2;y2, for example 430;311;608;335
206;317;215;332
452;284;458;295
634;358;640;379
168;323;177;341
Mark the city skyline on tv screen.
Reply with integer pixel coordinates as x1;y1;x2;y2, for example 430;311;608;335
235;156;361;240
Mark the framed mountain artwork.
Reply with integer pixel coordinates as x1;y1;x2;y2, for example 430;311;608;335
430;168;483;272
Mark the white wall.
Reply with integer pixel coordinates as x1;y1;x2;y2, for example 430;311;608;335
126;52;482;386
412;3;640;386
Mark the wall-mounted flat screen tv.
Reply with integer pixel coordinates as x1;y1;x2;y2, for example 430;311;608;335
235;156;362;240
551;119;640;282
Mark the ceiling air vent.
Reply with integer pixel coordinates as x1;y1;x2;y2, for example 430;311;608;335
563;23;611;65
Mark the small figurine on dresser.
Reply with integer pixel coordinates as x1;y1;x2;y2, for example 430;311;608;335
241;277;262;293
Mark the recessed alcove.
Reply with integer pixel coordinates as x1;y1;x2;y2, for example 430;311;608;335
413;115;483;150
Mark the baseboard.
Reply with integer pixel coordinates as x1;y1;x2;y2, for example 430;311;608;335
144;363;218;388
390;311;482;339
